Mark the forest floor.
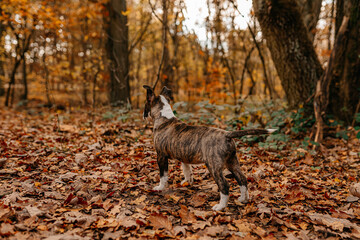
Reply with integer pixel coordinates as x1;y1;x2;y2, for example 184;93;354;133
0;107;360;239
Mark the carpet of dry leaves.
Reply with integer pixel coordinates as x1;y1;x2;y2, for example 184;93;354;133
1;108;360;239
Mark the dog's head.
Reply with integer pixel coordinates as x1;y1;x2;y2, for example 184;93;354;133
143;85;174;120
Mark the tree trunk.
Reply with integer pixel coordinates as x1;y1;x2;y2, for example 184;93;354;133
22;56;28;101
296;0;322;41
328;0;360;124
161;0;174;90
105;0;131;107
5;60;21;107
253;0;324;108
335;0;345;36
0;9;4;97
43;41;52;107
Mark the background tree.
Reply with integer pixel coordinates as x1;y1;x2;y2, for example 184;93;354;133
253;0;359;126
253;0;323;109
0;7;5;96
105;0;131;107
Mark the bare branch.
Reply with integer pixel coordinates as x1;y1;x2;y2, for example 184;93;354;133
129;14;152;54
148;0;163;24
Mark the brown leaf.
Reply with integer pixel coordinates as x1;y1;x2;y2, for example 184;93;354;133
0;223;14;236
273;162;286;171
63;211;88;224
192;221;211;230
253;226;267;238
118;216;137;229
190;193;207;207
178;205;197;224
303;153;314;165
308;213;360;232
173;225;187;236
25;206;45;217
96;218;119;228
75;153;88;165
148;213;173;232
350;183;360;198
257;203;271;219
233;220;253;232
203;225;225;237
193;210;212;220
59;124;77;133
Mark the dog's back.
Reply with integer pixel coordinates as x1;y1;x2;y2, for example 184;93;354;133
153;118;236;165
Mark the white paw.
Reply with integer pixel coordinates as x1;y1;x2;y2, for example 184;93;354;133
212;204;226;211
238;193;249;203
239;186;249;203
153;185;165;191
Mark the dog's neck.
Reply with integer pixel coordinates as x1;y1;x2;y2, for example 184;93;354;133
153;95;176;129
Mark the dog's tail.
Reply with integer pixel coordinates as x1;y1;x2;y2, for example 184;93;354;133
226;129;277;138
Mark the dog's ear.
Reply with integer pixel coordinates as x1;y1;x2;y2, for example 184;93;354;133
160;86;173;102
143;85;155;102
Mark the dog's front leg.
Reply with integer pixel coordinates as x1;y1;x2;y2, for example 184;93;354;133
181;163;193;185
153;155;169;191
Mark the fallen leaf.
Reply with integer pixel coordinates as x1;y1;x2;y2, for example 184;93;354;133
233;220;253;232
118;216;137;229
192;220;211;230
190;193;207;207
25;206;45;217
0;223;14;236
350;183;360;198
173;225;187;236
148;213;173;232
178;205;197;224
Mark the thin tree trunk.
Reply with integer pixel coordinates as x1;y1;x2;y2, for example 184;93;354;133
92;68;100;110
248;24;277;99
135;40;143;108
22;55;28;102
0;9;4;97
161;0;174;90
240;47;255;96
43;41;52;107
5;59;21;107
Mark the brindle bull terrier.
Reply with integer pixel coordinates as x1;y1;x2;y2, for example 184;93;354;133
143;85;276;211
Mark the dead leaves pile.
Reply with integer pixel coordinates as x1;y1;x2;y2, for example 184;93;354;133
0;108;360;239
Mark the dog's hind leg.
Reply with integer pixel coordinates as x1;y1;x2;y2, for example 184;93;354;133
181;163;193;185
227;157;249;203
207;162;230;211
153;155;169;191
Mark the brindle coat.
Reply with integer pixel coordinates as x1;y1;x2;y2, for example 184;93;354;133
143;85;274;210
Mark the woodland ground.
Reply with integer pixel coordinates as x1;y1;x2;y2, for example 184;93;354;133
0;107;360;239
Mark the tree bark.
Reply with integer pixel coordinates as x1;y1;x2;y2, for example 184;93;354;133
0;7;4;96
105;0;131;107
161;0;174;91
296;0;322;41
328;0;360;124
314;17;349;143
253;0;324;108
335;0;345;36
22;55;28;101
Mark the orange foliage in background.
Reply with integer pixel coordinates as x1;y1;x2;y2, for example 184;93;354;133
0;0;334;108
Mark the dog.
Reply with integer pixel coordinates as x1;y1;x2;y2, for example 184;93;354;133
143;85;276;211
